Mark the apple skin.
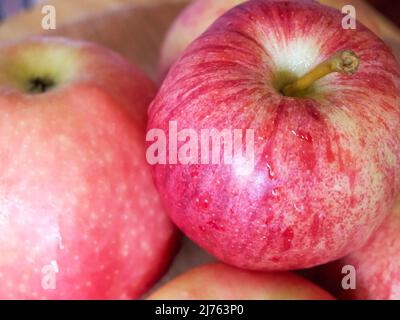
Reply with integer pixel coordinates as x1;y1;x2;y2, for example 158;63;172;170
159;0;246;78
308;196;400;300
0;37;178;299
148;0;400;271
148;262;334;299
159;0;385;78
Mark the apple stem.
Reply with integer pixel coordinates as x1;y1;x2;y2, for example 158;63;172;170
282;50;360;97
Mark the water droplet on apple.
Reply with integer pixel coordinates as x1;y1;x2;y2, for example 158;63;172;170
196;194;210;210
293;204;304;213
291;130;313;143
272;188;280;198
266;163;275;179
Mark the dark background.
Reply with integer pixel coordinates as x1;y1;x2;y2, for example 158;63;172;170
368;0;400;27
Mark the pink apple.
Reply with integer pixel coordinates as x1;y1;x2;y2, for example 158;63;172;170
148;262;334;299
159;0;246;78
0;37;178;299
309;197;400;300
147;0;400;271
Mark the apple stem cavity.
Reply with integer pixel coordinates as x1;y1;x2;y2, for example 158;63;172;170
27;76;55;94
282;50;360;97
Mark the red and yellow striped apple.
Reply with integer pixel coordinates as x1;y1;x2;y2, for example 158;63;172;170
159;0;390;78
0;37;177;299
148;0;400;271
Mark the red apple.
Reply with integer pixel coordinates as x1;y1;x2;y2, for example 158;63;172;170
148;262;334;299
159;0;388;79
0;37;178;299
309;196;400;300
147;0;400;271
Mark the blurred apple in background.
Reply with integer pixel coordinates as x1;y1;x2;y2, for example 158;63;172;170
148;0;400;271
159;0;246;78
320;0;382;35
0;37;177;299
148;262;334;299
159;0;400;78
308;196;400;300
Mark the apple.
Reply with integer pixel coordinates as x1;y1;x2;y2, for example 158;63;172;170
159;0;389;78
308;196;400;300
148;262;334;299
159;0;246;78
147;0;400;271
0;37;178;299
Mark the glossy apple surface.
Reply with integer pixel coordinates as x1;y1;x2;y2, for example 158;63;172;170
148;262;334;299
310;197;400;300
148;0;400;271
0;37;177;299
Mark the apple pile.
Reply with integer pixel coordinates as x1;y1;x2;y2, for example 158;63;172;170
1;0;400;301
